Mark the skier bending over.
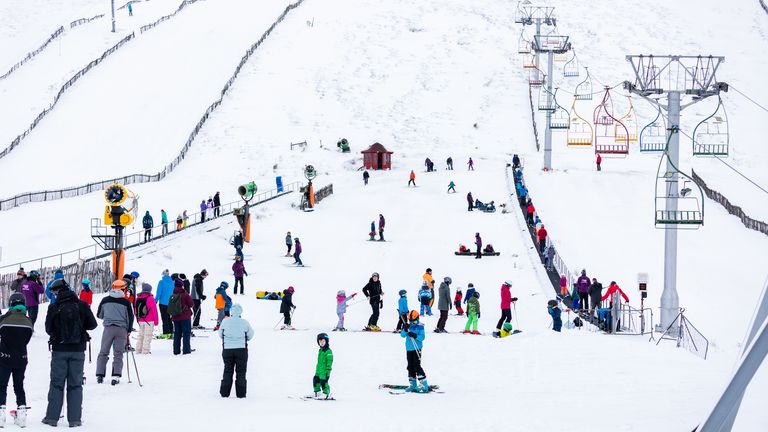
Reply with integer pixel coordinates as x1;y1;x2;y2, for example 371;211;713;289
401;310;430;392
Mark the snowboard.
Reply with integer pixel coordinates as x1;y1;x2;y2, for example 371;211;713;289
379;384;440;391
454;251;501;256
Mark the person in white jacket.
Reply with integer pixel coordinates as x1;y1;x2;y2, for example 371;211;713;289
218;304;254;398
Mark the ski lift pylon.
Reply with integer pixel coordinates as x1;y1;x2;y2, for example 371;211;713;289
563;49;579;78
639;105;666;153
593;87;629;155
615;97;639;142
655;128;704;227
574;67;592;100
566;99;592;146
692;95;729;157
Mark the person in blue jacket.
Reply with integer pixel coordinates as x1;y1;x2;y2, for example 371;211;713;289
45;269;65;304
547;300;562;332
155;270;175;337
401;310;429;392
395;290;408;332
142;211;154;243
464;283;476;305
218;304;254;398
369;221;376;241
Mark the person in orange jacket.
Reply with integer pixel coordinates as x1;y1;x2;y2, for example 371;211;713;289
214;282;232;330
422;268;435;308
601;281;629;303
79;280;93;306
408;170;416;187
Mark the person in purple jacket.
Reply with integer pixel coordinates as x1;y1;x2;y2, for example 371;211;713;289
576;270;591;310
378;214;385;241
474;232;482;259
20;270;45;325
232;256;248;295
200;200;208;223
293;238;303;267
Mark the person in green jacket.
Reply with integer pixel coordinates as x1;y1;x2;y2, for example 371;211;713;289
312;333;333;399
463;291;481;335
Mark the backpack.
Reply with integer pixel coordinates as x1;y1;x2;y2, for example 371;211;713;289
136;297;150;319
167;294;183;316
574;317;583;328
56;301;83;344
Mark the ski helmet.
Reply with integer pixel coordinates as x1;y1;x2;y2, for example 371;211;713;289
468;283;474;288
398;289;407;296
29;270;40;279
473;292;480;299
426;268;432;273
408;310;420;322
9;293;25;308
371;272;379;278
130;271;140;279
112;279;127;290
219;281;229;289
337;290;346;297
503;322;513;331
50;279;69;292
547;300;558;307
317;333;330;347
444;277;452;284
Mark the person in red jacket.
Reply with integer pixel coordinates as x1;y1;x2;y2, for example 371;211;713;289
408;170;416;187
170;279;195;355
453;288;464;315
526;202;535;225
78;280;93;306
536;224;548;254
596;154;602;171
601;281;629;303
496;281;517;331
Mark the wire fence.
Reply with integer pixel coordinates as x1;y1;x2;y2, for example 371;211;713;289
691;169;768;236
139;0;198;33
0;26;65;81
70;14;105;29
118;0;143;11
0;0;307;212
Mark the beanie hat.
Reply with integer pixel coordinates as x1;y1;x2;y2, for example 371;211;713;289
130;271;140;279
50;279;69;292
175;279;184;288
141;283;153;293
162;269;170;277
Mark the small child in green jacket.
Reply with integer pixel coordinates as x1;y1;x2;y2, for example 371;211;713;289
311;333;334;399
463;291;481;335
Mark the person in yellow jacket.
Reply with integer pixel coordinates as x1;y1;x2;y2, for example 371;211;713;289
422;268;435;307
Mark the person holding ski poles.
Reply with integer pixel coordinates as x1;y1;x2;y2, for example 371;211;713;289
401;310;429;392
496;281;518;332
362;273;383;331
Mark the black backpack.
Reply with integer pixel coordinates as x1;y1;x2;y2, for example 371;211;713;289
136;297;149;319
167;294;183;316
574;317;584;328
56;301;83;344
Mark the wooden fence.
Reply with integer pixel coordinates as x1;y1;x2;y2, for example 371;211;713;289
691;169;768;236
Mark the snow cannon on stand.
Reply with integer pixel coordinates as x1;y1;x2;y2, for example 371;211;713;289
97;183;138;280
301;165;317;212
235;181;257;243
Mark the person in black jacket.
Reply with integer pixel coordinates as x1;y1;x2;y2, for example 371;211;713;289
0;293;33;427
280;287;296;330
589;278;604;313
42;279;98;428
191;270;208;329
213;192;221;218
180;273;191;294
362;273;383;331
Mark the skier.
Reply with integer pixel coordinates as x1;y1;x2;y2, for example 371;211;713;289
285;231;293;256
311;333;334;399
334;290;356;331
496;281;517;332
280;287;296;330
378;214;385;241
577;270;591;310
601;281;629;303
363;170;370;185
435;277;452;333
19;271;44;324
464;283;476;307
233;230;244;260
493;322;515;338
446;156;453;170
169;278;194;355
213;191;221;218
447;181;456;193
517;183;528;206
182;210;188;228
362;272;383;331
293;238;304;266
422;268;434;290
206;197;214;220
142;211;153;242
467;157;474;170
192;269;209;329
9;269;25;293
474;232;482;259
161;209;169;236
589;278;604;313
156;269;174;338
544;244;556;271
467;192;474;211
200;200;208;223
547;300;562;332
424;157;433;172
214;282;232;331
453;287;464;316
537;224;548;255
369;221;376;241
395;290;408;332
408;170;416;187
127;2;133;16
512;154;521;169
401;310;429;392
135;283;159;354
219;304;254;398
42;279;97;427
0;293;33;428
418;283;432;317
77;278;93;308
232;256;248;295
96;280;134;385
596;153;602;171
463;291;480;335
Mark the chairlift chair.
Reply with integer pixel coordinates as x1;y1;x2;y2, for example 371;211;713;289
574;67;593;100
566;100;592;146
537;87;556;111
529;67;545;87
523;52;536;69
549;91;570;130
615;97;638;142
692;96;729;156
639;105;667;153
654;149;704;228
593;88;628;155
518;30;531;54
563;50;579;78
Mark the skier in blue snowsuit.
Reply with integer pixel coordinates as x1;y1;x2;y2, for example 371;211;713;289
400;310;429;392
395;290;408;331
45;269;65;304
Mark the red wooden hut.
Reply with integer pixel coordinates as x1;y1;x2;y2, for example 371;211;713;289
361;142;393;170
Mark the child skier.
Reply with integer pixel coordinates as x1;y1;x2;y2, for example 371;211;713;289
447;181;456;193
0;293;33;427
401;310;429;392
453;287;464;316
311;333;333;399
78;279;93;306
369;221;376;241
135;283;159;354
334;290;356;331
395;290;408;332
493;322;514;338
280;286;296;330
214;282;232;331
418;283;433;316
547;300;562;332
463;291;480;335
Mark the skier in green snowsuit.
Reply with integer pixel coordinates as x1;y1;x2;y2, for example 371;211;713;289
464;291;481;334
313;333;334;398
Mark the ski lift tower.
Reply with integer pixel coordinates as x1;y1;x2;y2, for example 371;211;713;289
623;55;727;333
532;34;570;170
516;4;556;80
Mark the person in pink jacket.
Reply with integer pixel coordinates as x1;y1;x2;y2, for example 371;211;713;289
496;281;517;331
135;283;159;354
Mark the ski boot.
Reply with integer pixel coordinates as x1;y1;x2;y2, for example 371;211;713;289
405;378;419;392
0;405;5;428
13;405;27;427
111;377;120;386
462;330;471;334
96;375;104;384
419;378;431;393
472;330;481;335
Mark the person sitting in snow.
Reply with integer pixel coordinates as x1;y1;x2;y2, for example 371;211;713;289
493;322;515;338
458;244;469;253
547;300;562;332
483;244;495;254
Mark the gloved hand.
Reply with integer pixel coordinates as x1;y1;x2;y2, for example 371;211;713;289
379;300;384;309
202;295;207;301
512;297;518;302
408;332;417;338
478;313;481;319
292;305;297;310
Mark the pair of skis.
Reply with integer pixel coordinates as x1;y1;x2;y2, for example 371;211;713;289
293;384;443;401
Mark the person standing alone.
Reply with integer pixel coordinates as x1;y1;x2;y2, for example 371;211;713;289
219;304;253;398
232;256;248;295
434;277;452;333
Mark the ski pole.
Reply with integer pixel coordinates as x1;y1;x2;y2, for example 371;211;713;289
126;342;132;384
130;349;142;387
397;310;422;362
512;301;520;330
